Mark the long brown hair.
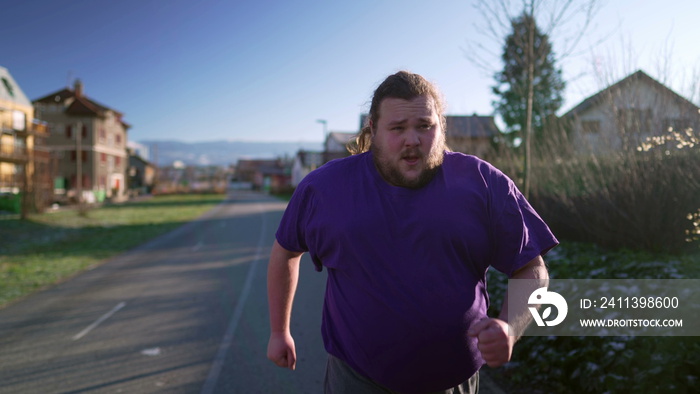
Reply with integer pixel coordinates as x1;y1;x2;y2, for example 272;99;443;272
348;71;447;154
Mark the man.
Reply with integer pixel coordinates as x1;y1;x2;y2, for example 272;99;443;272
267;71;557;393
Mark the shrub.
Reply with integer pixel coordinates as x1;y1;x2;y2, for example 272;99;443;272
492;127;700;253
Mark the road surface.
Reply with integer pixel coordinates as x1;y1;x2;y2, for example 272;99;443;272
0;191;328;393
0;190;505;394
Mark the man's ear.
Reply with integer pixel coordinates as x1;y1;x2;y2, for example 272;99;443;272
369;120;375;136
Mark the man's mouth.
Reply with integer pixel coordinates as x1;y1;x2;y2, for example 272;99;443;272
402;155;421;165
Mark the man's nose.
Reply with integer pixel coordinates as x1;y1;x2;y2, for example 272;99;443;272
404;128;421;146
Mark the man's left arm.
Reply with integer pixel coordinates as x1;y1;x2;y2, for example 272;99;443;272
468;256;549;367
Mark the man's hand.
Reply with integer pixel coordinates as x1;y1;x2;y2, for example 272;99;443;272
468;318;515;368
469;256;549;367
267;331;297;370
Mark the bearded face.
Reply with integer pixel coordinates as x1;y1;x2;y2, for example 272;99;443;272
371;96;445;189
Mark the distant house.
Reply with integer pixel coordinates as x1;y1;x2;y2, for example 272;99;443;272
358;113;499;158
324;131;355;162
292;150;323;187
564;70;700;154
33;80;131;202
236;159;277;185
235;158;292;193
444;115;499;158
259;163;293;194
289;132;354;187
0;66;52;213
127;140;150;161
127;147;155;195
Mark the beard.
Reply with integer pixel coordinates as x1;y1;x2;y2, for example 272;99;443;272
371;136;445;189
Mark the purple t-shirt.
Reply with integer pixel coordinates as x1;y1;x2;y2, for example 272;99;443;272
276;151;558;393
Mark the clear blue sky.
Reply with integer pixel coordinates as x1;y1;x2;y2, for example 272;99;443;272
2;0;698;143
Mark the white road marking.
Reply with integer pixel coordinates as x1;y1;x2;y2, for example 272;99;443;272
200;204;268;394
192;241;204;251
141;347;162;356
72;302;126;341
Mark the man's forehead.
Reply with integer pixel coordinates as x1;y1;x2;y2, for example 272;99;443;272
379;96;438;120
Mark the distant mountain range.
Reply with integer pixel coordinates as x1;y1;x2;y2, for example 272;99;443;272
138;140;323;167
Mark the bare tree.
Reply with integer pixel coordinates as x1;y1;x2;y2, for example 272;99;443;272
465;0;603;197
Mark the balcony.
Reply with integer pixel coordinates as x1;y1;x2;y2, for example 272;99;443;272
31;121;49;136
1;121;48;138
0;143;28;163
0;173;22;189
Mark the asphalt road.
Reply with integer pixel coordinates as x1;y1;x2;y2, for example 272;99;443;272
0;190;328;393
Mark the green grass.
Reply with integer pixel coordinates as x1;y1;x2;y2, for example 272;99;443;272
0;194;225;308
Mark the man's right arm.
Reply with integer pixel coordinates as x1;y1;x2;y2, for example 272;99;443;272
267;240;304;370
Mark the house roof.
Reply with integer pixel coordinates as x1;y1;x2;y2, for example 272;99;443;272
0;66;32;107
445;115;500;138
66;95;104;115
564;69;700;118
127;146;152;165
33;82;129;127
128;152;152;167
327;131;356;145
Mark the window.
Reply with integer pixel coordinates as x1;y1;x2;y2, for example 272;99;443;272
66;125;72;138
115;156;121;166
115;134;122;145
581;120;601;133
12;110;26;131
99;128;106;140
101;153;107;163
82;125;88;139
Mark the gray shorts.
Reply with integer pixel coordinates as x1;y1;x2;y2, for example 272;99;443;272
324;354;479;394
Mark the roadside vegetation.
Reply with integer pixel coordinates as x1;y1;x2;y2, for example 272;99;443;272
484;126;699;392
486;242;699;393
465;1;698;390
0;193;225;308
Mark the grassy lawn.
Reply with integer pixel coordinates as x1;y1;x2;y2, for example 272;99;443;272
0;193;225;308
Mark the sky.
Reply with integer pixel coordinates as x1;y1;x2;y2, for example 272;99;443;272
2;0;699;144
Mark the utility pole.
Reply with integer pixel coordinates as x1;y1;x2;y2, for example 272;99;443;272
316;119;328;141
